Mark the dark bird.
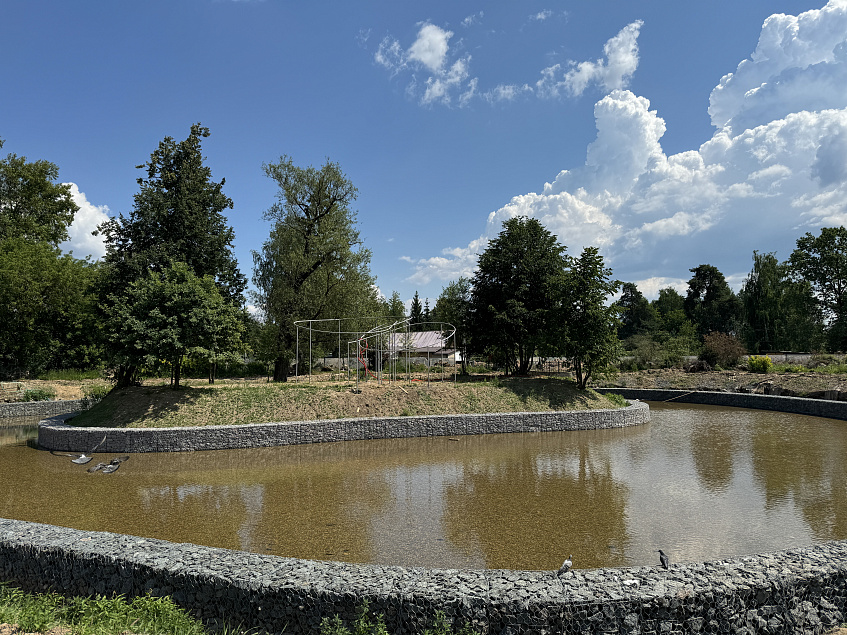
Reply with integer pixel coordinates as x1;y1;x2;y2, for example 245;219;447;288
658;550;669;570
558;554;573;575
88;456;129;474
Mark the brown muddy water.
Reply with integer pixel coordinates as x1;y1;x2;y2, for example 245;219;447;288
1;403;845;571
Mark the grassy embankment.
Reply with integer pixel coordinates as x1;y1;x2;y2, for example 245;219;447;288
68;376;625;429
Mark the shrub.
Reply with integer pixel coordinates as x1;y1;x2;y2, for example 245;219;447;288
22;387;56;402
699;332;745;368
81;384;111;409
747;355;774;373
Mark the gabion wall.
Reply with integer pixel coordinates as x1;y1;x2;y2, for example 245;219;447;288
595;389;847;421
1;518;845;635
37;402;650;453
0;399;83;420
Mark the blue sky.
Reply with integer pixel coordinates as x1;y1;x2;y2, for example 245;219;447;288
3;0;845;309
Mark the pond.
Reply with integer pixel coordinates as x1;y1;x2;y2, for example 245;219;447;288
1;403;845;570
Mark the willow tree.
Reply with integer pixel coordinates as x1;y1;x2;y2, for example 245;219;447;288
252;156;376;381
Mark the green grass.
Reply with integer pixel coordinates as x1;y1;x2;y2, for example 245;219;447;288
69;376;624;429
0;583;246;634
37;368;104;381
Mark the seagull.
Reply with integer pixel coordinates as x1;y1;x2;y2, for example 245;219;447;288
558;554;573;575
658;549;669;570
51;434;108;465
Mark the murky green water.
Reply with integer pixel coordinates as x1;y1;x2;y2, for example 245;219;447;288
1;403;845;570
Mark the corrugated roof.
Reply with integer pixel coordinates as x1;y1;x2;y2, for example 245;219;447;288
388;330;453;353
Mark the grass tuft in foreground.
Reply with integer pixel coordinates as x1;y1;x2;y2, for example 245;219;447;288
0;583;243;635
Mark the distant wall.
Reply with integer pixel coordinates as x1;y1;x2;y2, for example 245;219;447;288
1;518;845;635
38;401;649;453
595;388;847;420
0;399;82;420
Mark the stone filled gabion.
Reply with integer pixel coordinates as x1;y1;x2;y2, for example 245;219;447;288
37;402;650;453
0;399;83;420
1;518;846;634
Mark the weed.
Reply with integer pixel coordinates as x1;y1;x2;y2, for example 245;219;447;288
0;583;219;634
604;392;628;408
22;387;56;402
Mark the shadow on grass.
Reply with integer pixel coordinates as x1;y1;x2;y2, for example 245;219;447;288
494;377;604;409
69;385;205;428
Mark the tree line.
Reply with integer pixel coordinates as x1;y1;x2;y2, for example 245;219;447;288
3;124;847;387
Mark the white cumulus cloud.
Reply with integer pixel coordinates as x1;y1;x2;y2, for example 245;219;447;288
60;183;109;260
537;21;643;98
407;0;847;295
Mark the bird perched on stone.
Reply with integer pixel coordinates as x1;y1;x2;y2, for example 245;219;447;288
557;555;573;575
658;549;669;569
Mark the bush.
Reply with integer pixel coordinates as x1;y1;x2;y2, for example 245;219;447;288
699;332;745;368
22;387;56;402
81;384;111;409
747;355;774;373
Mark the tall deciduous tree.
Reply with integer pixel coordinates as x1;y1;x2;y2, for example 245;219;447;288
252;156;376;382
559;247;621;389
788;226;847;349
105;262;243;388
0;138;79;245
469;217;566;375
740;251;823;353
0;238;101;378
432;277;472;374
98;124;246;386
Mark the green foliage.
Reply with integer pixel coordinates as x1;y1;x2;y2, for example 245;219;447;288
320;600;388;635
252;156;377;382
104;261;245;388
788;226;847;350
604;392;628;408
432;277;472;373
684;264;742;337
0;583;210;635
615;282;658;340
739;251;824;353
747;354;774;373
97;124;246;387
38;368;103;380
0;138;79;246
409;290;424;329
558;247;621;390
319;603;477;635
22;387;56;401
0;238;103;380
469;217;567;375
699;332;746;368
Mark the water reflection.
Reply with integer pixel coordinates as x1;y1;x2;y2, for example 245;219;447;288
1;403;846;569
